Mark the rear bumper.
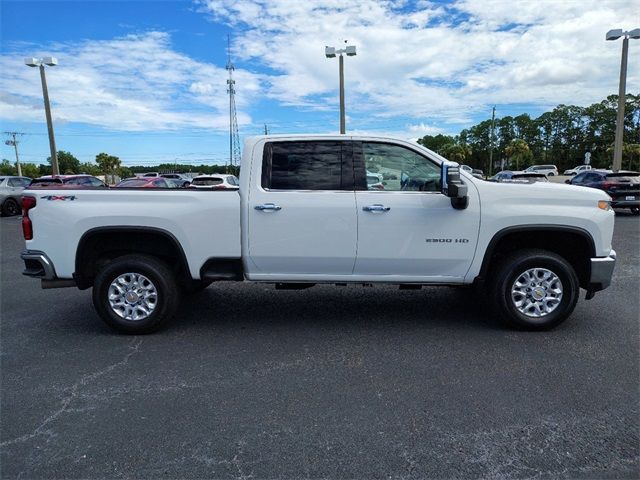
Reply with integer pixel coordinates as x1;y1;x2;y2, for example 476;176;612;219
588;249;616;292
21;250;57;279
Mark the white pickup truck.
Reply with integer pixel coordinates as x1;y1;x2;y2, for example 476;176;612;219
21;135;616;334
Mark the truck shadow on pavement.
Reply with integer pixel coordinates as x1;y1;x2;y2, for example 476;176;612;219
168;283;502;334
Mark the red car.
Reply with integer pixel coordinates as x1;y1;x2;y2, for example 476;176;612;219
114;177;172;188
29;175;108;188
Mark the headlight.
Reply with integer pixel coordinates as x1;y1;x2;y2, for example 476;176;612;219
598;200;612;211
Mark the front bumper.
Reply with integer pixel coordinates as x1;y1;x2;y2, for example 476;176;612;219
588;249;616;293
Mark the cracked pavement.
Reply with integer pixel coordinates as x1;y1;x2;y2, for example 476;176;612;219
1;213;638;479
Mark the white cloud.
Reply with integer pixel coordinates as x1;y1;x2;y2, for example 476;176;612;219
0;31;263;131
198;0;638;128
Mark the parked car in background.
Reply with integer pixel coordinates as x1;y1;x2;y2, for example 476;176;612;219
115;177;172;188
160;173;191;187
564;165;592;176
566;170;639;214
461;165;483;179
524;165;559;176
366;174;385;190
492;171;549;184
471;168;484;179
0;176;31;216
29;175;107;188
189;174;239;190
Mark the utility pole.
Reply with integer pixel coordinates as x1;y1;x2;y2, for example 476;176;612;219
488;106;496;176
264;124;269;135
226;35;241;174
4;132;24;176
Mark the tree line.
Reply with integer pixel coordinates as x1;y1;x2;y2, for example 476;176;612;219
0;151;238;179
2;94;638;178
417;94;640;173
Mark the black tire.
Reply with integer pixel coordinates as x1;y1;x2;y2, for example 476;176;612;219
92;255;180;334
631;207;640;215
489;249;579;331
548;172;555;176
2;198;20;217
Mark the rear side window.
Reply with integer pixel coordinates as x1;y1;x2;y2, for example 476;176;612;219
262;141;352;190
193;177;223;186
8;178;29;187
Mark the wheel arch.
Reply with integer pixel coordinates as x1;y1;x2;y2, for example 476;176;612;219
477;225;596;289
74;226;191;290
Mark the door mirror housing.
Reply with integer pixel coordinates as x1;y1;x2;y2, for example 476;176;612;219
441;164;468;210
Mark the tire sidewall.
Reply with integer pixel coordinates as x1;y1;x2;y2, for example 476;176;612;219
2;198;20;216
496;253;578;330
93;256;178;334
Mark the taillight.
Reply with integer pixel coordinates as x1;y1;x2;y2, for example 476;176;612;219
22;195;36;240
601;181;617;190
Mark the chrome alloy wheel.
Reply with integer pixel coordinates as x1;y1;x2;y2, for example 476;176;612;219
511;268;563;318
108;273;158;321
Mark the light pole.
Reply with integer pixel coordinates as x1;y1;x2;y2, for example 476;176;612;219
24;56;59;175
325;43;356;134
606;28;640;172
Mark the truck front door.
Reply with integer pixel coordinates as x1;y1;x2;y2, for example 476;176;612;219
353;141;480;281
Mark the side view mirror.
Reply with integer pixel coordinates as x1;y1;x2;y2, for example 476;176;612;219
441;164;468;210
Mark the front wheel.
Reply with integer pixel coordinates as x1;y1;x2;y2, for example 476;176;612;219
92;255;180;334
489;249;579;330
631;207;639;215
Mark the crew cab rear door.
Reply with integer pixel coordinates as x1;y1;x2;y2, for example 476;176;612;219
352;141;480;281
247;140;357;276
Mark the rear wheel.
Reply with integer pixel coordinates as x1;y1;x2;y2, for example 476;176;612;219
489;249;579;330
2;198;20;216
92;255;180;334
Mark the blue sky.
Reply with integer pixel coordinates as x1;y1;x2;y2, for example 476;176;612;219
0;0;637;167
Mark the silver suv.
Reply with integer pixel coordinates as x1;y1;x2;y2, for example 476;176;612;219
524;165;559;176
0;176;31;216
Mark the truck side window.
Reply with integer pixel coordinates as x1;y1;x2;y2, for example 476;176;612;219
359;142;441;192
262;141;351;191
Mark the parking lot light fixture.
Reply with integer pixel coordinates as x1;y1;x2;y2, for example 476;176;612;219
24;57;59;175
325;43;357;134
606;28;639;172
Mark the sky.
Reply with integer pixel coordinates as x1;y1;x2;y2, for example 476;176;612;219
0;0;638;168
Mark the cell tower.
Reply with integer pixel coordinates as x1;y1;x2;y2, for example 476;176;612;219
226;35;241;171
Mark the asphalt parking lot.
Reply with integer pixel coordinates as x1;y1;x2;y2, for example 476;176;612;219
1;213;639;479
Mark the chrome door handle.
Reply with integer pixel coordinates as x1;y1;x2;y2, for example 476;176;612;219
254;203;282;211
362;204;390;212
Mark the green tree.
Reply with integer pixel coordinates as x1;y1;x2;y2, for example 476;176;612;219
78;162;101;176
117;166;133;179
21;163;40;178
0;159;17;175
442;143;472;164
48;151;80;174
504;139;533;170
95;152;122;184
417;134;456;155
